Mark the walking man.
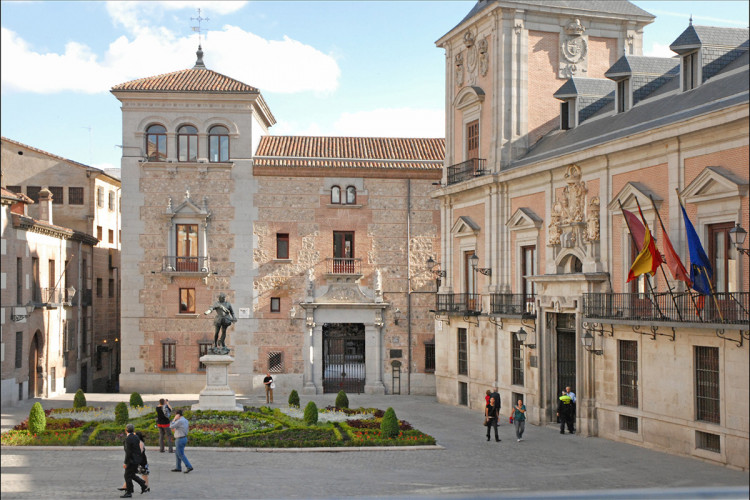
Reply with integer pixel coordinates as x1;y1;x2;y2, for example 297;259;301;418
170;409;193;473
121;424;147;498
263;372;274;404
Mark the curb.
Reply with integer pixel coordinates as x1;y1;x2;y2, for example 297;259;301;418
1;444;444;452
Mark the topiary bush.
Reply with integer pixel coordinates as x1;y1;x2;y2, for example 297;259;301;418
73;389;87;409
380;407;399;438
288;389;300;408
303;401;318;426
28;402;47;434
129;392;144;408
335;390;349;409
114;402;129;424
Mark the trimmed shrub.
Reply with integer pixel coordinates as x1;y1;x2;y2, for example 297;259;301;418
28;402;47;434
73;389;87;409
114;402;129;425
334;390;349;409
288;390;300;408
129;392;144;408
303;401;318;426
380;407;399;438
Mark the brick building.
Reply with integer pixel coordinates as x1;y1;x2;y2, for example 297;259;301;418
1;138;122;393
432;1;748;469
112;49;443;395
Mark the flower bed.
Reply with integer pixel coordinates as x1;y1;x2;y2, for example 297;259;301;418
2;404;435;448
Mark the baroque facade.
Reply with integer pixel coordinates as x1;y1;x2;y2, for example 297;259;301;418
1;138;121;395
112;49;443;395
433;1;748;469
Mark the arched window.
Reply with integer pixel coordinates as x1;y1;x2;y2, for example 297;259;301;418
346;186;356;205
178;125;198;162
146;124;167;161
331;186;341;204
208;125;229;162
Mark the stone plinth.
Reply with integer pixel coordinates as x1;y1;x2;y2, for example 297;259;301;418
191;354;243;411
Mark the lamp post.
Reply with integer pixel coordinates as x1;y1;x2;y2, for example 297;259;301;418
581;331;603;355
515;327;536;349
729;223;749;255
470;253;492;276
393;308;402;325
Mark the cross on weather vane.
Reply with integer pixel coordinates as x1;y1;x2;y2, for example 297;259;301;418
191;8;210;45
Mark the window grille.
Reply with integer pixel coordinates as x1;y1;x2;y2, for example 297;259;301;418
424;342;435;372
457;328;468;376
512;333;524;386
459;381;468;406
619;340;638;408
619;415;638;433
26;186;41;203
696;431;720;453
68;187;84;205
7;185;22;194
268;351;283;373
695;346;720;423
162;342;176;370
49;186;64;204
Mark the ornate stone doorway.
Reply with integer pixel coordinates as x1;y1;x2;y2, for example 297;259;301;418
556;313;577;396
322;323;365;393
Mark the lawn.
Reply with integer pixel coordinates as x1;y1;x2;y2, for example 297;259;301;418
1;405;436;448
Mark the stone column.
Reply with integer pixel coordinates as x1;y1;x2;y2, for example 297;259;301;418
302;324;318;395
310;324;324;394
364;323;386;394
192;354;242;411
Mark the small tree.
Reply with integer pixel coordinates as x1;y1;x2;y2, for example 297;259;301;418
380;407;399;438
115;402;129;424
335;390;349;409
28;402;46;434
303;401;318;426
129;392;144;408
288;389;300;408
73;389;87;409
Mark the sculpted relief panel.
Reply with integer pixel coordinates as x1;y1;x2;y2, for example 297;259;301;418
559;19;588;78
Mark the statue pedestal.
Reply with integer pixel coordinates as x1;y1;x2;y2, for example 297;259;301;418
191;354;243;411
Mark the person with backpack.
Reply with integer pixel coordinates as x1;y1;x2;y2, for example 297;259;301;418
156;398;173;453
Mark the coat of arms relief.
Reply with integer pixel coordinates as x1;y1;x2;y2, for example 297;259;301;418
455;28;489;87
559;19;588;78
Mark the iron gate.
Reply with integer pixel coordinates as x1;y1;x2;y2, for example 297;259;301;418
323;324;365;394
556;313;577;397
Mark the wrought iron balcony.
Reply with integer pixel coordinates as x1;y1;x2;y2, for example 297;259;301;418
325;258;362;275
583;292;748;328
162;256;210;273
38;287;76;307
490;293;536;317
435;293;482;315
446;158;487;185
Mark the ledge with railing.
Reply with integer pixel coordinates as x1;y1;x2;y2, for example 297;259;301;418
446;158;487;185
34;287;76;307
583;292;749;329
490;293;536;317
435;293;482;315
162;256;211;273
325;258;362;275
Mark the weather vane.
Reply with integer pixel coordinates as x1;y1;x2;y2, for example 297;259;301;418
191;8;210;45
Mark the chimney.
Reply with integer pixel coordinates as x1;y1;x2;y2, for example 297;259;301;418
38;187;53;224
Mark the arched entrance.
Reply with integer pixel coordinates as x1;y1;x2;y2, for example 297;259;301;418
28;331;42;398
322;323;365;393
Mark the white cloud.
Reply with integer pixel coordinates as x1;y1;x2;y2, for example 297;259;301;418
1;22;339;95
106;1;248;34
644;42;678;58
333;108;445;138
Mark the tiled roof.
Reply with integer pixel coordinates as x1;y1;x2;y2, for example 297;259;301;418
445;0;653;39
554;78;615;99
605;56;679;79
254;136;445;170
111;68;259;94
1;187;32;203
670;25;750;53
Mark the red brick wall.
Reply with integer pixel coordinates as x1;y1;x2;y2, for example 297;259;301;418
587;37;619;78
528;31;562;146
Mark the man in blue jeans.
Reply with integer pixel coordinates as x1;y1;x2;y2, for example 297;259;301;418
169;409;194;473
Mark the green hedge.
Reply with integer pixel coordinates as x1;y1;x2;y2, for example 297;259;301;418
129;392;144;408
28;403;46;434
228;427;338;448
73;389;87;409
335;390;349;409
288;390;300;408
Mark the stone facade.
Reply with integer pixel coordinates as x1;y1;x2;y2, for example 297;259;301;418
433;2;748;470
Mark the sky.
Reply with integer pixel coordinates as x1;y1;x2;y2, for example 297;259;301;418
1;1;748;173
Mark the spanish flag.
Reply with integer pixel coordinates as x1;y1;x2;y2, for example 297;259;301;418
627;224;662;282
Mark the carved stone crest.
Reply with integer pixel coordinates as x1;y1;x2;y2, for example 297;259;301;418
478;37;489;77
562;164;587;224
455;52;464;87
559;19;588;78
548;211;562;246
585;197;600;241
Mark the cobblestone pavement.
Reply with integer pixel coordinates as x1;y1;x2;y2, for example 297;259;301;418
2;392;748;499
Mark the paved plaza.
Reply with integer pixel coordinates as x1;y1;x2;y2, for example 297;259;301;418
1;392;748;499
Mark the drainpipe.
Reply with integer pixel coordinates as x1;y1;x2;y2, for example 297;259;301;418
407;178;412;395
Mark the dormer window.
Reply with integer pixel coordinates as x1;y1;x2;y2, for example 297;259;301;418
617;79;630;113
560;101;574;130
683;51;699;91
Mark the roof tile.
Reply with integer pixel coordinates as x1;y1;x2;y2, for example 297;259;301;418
111;68;259;93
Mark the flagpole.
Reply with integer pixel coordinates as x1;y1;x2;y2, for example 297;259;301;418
674;189;724;323
637;197;683;321
618;199;665;320
649;194;700;321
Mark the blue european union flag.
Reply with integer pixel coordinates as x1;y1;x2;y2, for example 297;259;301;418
680;204;713;295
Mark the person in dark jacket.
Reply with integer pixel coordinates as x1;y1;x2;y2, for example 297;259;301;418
485;396;501;442
489;388;501;413
557;391;575;434
121;424;147;497
155;398;173;453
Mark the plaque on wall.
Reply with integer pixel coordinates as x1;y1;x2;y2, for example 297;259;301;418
529;355;538;368
390;349;403;358
238;308;250;319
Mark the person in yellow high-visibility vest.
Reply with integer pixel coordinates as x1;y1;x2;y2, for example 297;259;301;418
557;391;574;434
